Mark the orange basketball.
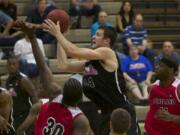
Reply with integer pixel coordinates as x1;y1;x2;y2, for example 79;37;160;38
47;9;70;33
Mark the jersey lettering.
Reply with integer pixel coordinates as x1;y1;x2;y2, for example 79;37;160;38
43;117;64;135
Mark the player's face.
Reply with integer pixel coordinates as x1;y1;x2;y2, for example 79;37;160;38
92;29;105;48
155;62;170;80
7;58;19;74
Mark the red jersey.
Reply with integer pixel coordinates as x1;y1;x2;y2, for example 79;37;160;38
145;79;180;135
35;95;82;135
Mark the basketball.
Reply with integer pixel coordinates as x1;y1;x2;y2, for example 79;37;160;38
47;9;70;33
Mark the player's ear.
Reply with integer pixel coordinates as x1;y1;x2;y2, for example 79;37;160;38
104;38;110;45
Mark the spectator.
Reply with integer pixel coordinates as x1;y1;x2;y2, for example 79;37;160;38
121;46;153;101
156;41;180;65
14;35;46;78
91;10;113;37
6;54;38;134
0;10;13;36
110;108;131;135
26;0;56;43
0;0;17;21
116;0;134;33
69;0;101;28
123;13;155;66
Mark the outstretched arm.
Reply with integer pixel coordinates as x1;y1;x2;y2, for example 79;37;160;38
18;21;62;100
16;102;41;135
44;20;116;64
57;42;86;73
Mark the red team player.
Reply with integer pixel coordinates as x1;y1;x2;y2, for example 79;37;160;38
145;56;180;135
16;21;91;135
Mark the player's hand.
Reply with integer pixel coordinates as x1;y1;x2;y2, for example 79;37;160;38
44;19;62;37
16;21;36;38
0;115;11;134
156;109;172;122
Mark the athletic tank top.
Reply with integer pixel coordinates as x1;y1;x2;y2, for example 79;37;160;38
82;58;127;112
6;72;32;117
35;95;82;135
145;79;180;135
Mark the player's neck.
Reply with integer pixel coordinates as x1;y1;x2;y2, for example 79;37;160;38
160;76;175;88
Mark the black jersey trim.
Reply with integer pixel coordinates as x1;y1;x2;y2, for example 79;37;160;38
115;70;127;101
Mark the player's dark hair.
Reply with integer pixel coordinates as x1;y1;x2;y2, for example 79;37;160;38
99;26;117;47
111;108;131;134
159;56;179;73
62;78;82;106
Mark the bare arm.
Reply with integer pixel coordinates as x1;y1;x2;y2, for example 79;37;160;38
21;77;39;103
126;38;133;48
18;21;62;100
116;15;124;32
0;91;12;133
45;20;116;62
57;42;86;73
145;72;154;85
16;102;41;135
73;115;90;135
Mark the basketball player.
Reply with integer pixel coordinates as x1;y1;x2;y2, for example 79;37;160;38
145;56;180;135
110;108;131;135
6;55;38;135
0;87;15;135
17;21;91;135
44;19;140;135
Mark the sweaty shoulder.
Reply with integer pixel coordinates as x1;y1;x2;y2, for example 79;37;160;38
0;90;11;108
96;47;118;71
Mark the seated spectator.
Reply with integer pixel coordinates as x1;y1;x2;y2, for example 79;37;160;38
91;10;113;37
116;0;134;33
156;41;180;65
14;35;46;78
69;0;101;28
0;10;13;36
109;108;131;135
123;13;155;66
26;0;56;43
0;0;17;21
121;46;153;101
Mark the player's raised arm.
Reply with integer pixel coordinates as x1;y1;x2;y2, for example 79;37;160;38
44;20;116;63
57;42;86;73
17;21;62;100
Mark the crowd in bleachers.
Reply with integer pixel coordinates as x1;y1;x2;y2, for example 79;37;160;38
0;0;180;135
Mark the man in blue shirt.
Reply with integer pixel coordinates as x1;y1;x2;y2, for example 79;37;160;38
123;13;154;66
91;10;113;37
